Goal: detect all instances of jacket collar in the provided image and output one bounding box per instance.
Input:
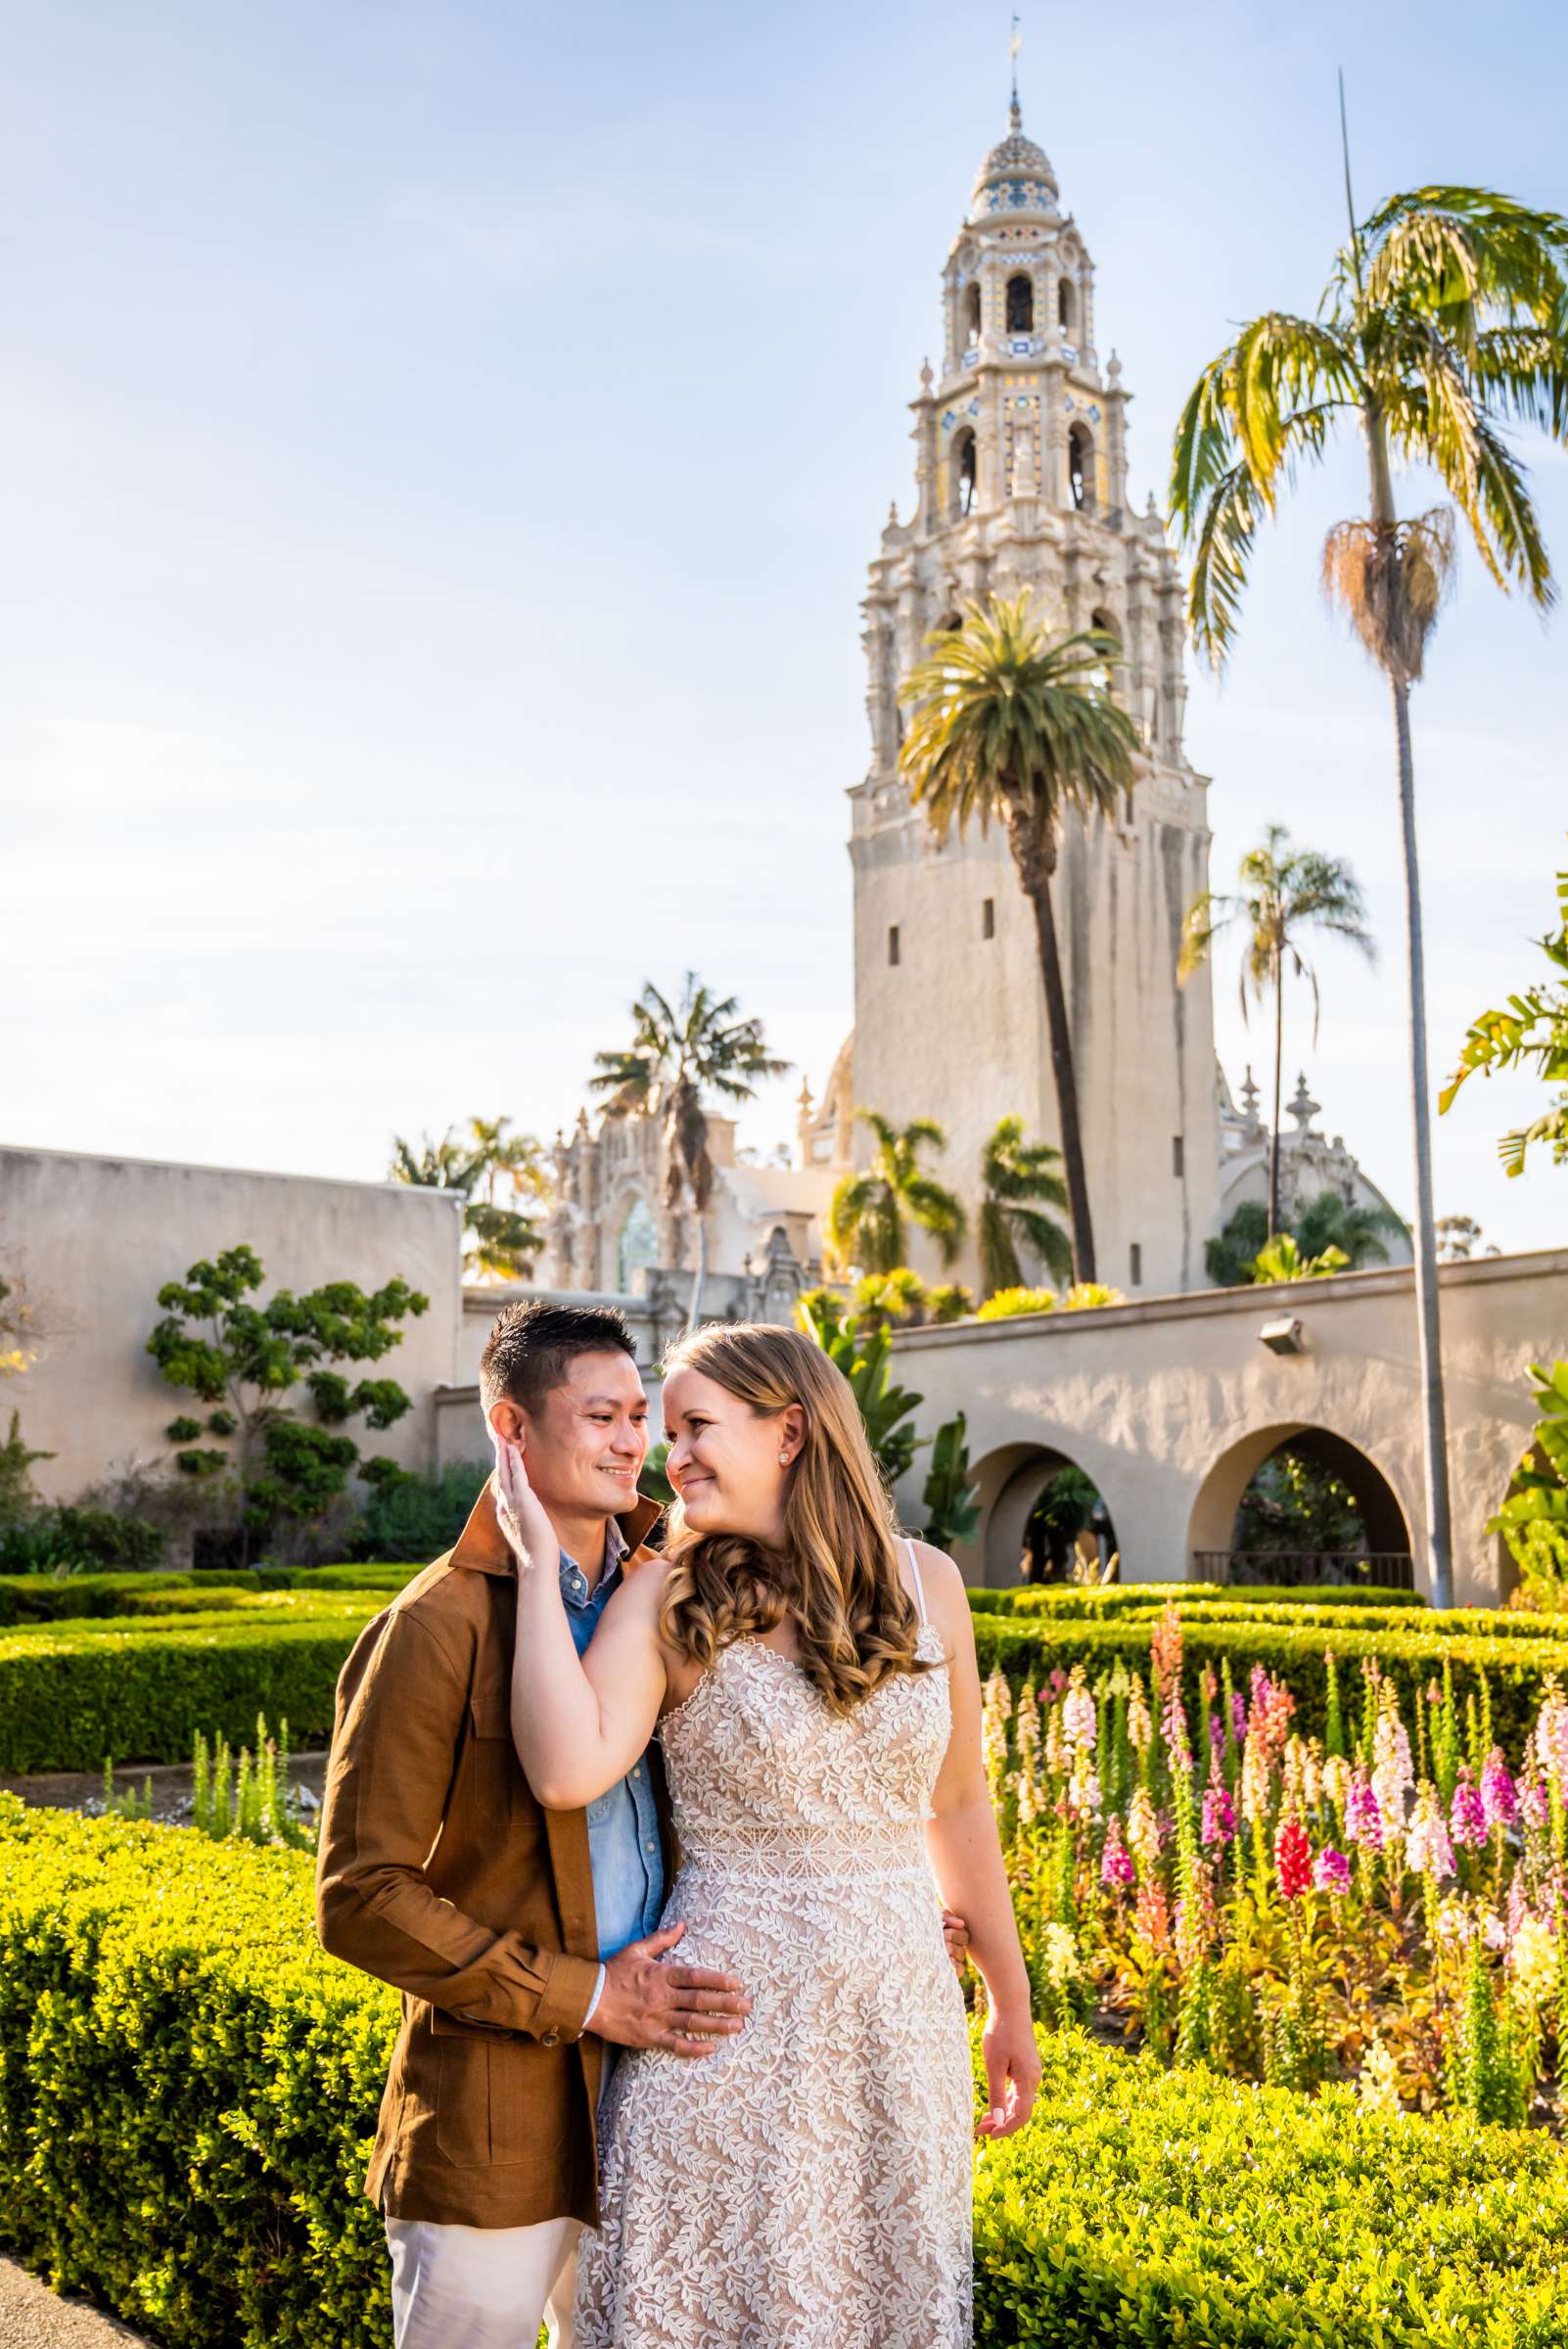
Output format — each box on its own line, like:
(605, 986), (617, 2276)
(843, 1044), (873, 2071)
(447, 1477), (664, 1579)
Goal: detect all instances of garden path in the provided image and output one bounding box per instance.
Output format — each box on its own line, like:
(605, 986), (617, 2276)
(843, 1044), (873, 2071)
(0, 2255), (158, 2347)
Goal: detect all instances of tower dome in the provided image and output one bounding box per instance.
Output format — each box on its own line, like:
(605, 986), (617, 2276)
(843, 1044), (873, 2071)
(969, 100), (1058, 222)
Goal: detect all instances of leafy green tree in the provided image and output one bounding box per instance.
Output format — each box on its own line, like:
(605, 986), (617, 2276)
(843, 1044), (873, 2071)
(1025, 1467), (1104, 1582)
(1435, 1213), (1489, 1261)
(1488, 1360), (1568, 1593)
(922, 1413), (981, 1552)
(1442, 855), (1568, 1176)
(1235, 1451), (1366, 1555)
(592, 974), (789, 1329)
(1180, 827), (1374, 1237)
(850, 1268), (974, 1332)
(0, 1412), (51, 1531)
(1207, 1190), (1403, 1285)
(827, 1112), (966, 1276)
(899, 595), (1138, 1284)
(389, 1119), (547, 1282)
(0, 1273), (38, 1381)
(1249, 1234), (1352, 1284)
(978, 1117), (1072, 1298)
(1170, 159), (1568, 1611)
(147, 1245), (429, 1561)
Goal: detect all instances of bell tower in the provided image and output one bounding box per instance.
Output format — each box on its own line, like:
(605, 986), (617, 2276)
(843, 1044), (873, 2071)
(848, 100), (1220, 1297)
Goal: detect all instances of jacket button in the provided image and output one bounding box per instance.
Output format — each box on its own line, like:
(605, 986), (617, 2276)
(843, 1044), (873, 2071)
(541, 2029), (560, 2049)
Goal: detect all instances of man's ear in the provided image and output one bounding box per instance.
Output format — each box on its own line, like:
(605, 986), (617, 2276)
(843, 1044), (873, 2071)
(488, 1397), (527, 1446)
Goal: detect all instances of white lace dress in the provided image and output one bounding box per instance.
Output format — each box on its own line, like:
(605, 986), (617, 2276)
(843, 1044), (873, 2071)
(573, 1550), (973, 2349)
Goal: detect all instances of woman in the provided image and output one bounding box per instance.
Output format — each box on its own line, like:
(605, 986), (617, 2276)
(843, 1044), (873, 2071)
(499, 1322), (1037, 2349)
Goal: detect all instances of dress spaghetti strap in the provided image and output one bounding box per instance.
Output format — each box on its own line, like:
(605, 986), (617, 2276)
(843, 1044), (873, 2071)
(903, 1537), (929, 1628)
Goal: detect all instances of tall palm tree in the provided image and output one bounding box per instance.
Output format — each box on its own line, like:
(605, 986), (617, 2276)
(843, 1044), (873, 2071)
(899, 594), (1139, 1283)
(389, 1125), (547, 1281)
(827, 1112), (966, 1276)
(1179, 825), (1375, 1236)
(1168, 154), (1568, 1610)
(978, 1116), (1073, 1298)
(591, 975), (789, 1328)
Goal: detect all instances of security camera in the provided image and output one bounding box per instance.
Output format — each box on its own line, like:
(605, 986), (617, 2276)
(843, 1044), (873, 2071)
(1259, 1315), (1305, 1357)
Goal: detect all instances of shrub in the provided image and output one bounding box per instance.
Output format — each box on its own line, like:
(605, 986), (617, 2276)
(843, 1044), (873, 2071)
(977, 1285), (1058, 1321)
(0, 1609), (380, 1772)
(968, 1608), (1568, 1754)
(974, 2028), (1568, 2345)
(969, 1581), (1427, 1618)
(0, 1799), (1561, 2349)
(0, 1504), (166, 1576)
(0, 1570), (412, 1628)
(342, 1458), (488, 1562)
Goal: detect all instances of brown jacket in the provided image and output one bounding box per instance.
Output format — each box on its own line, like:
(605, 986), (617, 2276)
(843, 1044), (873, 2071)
(315, 1482), (669, 2228)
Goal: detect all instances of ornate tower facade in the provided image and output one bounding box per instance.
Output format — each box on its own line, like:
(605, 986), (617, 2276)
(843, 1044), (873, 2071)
(849, 103), (1220, 1297)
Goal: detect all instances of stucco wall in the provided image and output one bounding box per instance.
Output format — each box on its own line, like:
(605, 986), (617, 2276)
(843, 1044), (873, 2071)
(888, 1249), (1564, 1606)
(1, 1145), (464, 1501)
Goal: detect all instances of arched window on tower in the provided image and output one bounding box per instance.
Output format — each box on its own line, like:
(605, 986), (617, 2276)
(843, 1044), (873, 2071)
(963, 281), (982, 346)
(1067, 422), (1094, 513)
(950, 427), (978, 520)
(1005, 273), (1034, 333)
(1058, 275), (1077, 336)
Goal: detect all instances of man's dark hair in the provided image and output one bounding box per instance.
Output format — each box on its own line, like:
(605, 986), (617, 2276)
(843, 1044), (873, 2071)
(480, 1299), (637, 1412)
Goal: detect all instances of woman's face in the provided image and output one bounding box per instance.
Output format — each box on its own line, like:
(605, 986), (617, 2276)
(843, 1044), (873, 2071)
(662, 1366), (803, 1544)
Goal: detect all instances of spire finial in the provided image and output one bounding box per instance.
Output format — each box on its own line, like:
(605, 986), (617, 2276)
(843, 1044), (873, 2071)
(1009, 15), (1023, 125)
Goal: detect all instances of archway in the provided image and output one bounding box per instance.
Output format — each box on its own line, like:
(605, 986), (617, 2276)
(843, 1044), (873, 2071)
(1005, 272), (1035, 333)
(1067, 422), (1094, 512)
(950, 427), (978, 519)
(971, 1442), (1121, 1589)
(1186, 1422), (1414, 1589)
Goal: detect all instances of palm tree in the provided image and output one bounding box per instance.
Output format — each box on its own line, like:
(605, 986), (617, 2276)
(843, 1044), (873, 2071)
(827, 1112), (967, 1276)
(389, 1125), (548, 1281)
(1179, 825), (1375, 1236)
(1294, 1188), (1407, 1267)
(591, 976), (789, 1328)
(1168, 151), (1568, 1609)
(978, 1116), (1073, 1298)
(899, 595), (1138, 1283)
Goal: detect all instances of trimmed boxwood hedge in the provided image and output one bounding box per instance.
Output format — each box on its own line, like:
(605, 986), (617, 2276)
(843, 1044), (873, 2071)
(971, 1581), (1427, 1618)
(0, 1608), (380, 1772)
(0, 1798), (1563, 2349)
(970, 1609), (1568, 1753)
(969, 1587), (1564, 1645)
(0, 1562), (420, 1627)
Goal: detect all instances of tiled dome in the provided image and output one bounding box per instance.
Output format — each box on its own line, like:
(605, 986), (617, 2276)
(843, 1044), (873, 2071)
(969, 103), (1059, 220)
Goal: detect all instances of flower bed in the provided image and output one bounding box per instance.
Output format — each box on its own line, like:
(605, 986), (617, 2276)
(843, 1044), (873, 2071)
(0, 1796), (1563, 2349)
(987, 1602), (1568, 2127)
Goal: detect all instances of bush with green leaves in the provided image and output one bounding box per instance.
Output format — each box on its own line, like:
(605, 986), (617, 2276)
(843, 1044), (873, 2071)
(0, 1503), (165, 1577)
(343, 1457), (489, 1562)
(147, 1244), (429, 1563)
(0, 1797), (1562, 2349)
(971, 1581), (1426, 1617)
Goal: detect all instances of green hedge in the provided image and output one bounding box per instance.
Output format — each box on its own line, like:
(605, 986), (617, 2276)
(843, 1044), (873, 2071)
(0, 1797), (1562, 2349)
(970, 1581), (1427, 1617)
(0, 1610), (379, 1772)
(967, 1587), (1564, 1647)
(975, 2030), (1568, 2346)
(0, 1564), (418, 1627)
(970, 1610), (1568, 1754)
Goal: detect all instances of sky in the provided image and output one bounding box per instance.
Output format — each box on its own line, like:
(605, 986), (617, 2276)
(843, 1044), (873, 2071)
(5, 0), (1565, 1258)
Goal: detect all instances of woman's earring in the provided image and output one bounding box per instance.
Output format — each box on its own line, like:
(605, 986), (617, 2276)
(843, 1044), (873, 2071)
(778, 1450), (790, 1466)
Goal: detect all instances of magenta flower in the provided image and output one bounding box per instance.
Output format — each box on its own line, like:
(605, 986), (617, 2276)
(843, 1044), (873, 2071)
(1201, 1781), (1236, 1849)
(1481, 1748), (1518, 1832)
(1451, 1769), (1488, 1848)
(1345, 1771), (1384, 1852)
(1208, 1712), (1226, 1768)
(1314, 1846), (1352, 1895)
(1521, 1773), (1551, 1830)
(1230, 1690), (1248, 1746)
(1100, 1818), (1135, 1889)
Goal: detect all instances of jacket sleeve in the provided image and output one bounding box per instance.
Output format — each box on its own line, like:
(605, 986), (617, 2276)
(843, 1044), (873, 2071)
(314, 1602), (599, 2043)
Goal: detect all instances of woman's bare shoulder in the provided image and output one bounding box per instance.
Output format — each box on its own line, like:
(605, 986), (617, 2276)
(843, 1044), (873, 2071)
(903, 1539), (972, 1635)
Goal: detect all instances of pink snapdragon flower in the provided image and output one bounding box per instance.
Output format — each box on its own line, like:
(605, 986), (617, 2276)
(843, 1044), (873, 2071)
(1274, 1817), (1313, 1901)
(1061, 1668), (1096, 1756)
(1481, 1747), (1518, 1832)
(1345, 1770), (1384, 1852)
(1405, 1786), (1454, 1881)
(1201, 1781), (1236, 1849)
(1100, 1815), (1135, 1889)
(1451, 1769), (1488, 1849)
(1314, 1845), (1352, 1895)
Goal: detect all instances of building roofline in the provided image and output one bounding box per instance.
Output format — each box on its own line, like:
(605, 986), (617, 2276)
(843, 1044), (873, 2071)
(0, 1139), (462, 1207)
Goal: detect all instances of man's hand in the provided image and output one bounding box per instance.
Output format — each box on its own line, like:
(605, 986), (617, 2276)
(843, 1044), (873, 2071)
(942, 1909), (970, 1974)
(590, 1922), (752, 2058)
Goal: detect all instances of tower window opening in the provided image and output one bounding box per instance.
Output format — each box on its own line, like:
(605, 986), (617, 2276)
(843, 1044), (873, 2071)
(963, 281), (982, 345)
(1058, 276), (1077, 334)
(1068, 422), (1094, 512)
(950, 427), (978, 519)
(1130, 1242), (1143, 1287)
(982, 897), (995, 940)
(1005, 273), (1034, 333)
(888, 925), (901, 967)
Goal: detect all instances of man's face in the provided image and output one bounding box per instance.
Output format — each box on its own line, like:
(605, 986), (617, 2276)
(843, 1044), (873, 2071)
(489, 1349), (650, 1521)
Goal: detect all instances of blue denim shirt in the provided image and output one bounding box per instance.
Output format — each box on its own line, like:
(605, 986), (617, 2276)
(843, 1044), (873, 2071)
(559, 1520), (666, 1960)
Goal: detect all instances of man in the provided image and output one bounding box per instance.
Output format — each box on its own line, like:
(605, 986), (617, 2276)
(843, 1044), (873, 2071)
(316, 1300), (749, 2349)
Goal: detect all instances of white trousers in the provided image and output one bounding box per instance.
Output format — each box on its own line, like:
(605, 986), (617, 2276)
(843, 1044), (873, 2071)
(385, 2212), (582, 2349)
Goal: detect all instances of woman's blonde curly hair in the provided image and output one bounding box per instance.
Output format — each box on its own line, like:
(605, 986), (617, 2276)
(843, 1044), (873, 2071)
(658, 1322), (934, 1716)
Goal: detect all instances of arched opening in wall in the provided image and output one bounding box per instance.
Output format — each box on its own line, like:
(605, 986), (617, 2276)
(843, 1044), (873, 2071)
(1005, 273), (1035, 333)
(951, 427), (978, 519)
(1058, 275), (1077, 336)
(1067, 422), (1094, 512)
(973, 1444), (1121, 1588)
(963, 281), (983, 345)
(1187, 1423), (1414, 1589)
(616, 1197), (660, 1294)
